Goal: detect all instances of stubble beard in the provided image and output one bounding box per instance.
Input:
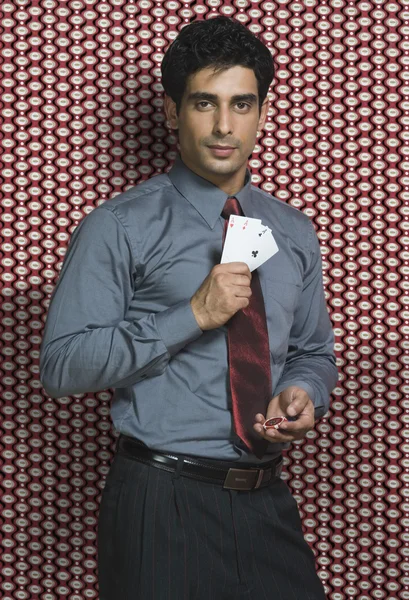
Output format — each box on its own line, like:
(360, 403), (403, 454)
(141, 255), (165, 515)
(199, 148), (245, 178)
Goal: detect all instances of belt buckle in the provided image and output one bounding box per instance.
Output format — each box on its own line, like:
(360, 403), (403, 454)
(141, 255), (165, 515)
(223, 468), (262, 491)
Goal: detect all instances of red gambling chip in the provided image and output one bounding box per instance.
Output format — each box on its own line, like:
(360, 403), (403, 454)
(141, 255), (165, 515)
(263, 416), (288, 430)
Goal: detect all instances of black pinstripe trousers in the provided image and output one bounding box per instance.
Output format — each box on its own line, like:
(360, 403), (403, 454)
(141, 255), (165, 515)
(97, 451), (327, 600)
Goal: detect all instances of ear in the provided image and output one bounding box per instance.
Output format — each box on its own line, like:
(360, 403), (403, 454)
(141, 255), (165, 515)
(164, 94), (179, 130)
(257, 96), (270, 133)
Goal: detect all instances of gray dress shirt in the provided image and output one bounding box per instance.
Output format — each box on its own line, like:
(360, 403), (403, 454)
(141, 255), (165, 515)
(40, 154), (338, 463)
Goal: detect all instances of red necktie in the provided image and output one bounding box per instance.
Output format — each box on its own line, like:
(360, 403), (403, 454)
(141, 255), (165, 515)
(222, 197), (272, 459)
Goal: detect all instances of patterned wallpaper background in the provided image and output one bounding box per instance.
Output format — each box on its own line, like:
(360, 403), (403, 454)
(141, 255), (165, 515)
(0, 0), (408, 599)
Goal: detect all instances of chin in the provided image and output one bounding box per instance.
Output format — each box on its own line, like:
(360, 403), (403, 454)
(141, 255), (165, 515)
(202, 156), (242, 175)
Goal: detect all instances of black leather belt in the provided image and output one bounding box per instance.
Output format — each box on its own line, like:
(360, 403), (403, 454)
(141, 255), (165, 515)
(117, 435), (283, 491)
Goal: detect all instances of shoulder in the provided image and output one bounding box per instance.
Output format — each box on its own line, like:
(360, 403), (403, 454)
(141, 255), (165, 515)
(251, 185), (314, 242)
(251, 185), (309, 221)
(75, 172), (174, 230)
(102, 172), (173, 216)
(69, 173), (175, 252)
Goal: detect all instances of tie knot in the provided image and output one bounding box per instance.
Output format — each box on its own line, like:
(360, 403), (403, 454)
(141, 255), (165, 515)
(221, 196), (244, 220)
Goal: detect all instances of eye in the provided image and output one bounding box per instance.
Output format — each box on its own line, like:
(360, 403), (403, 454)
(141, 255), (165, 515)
(236, 102), (251, 110)
(197, 101), (211, 108)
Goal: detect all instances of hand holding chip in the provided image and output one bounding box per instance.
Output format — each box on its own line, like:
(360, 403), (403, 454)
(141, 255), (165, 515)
(253, 385), (315, 443)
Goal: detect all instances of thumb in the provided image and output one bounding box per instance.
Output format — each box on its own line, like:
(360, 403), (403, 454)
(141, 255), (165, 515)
(285, 387), (308, 416)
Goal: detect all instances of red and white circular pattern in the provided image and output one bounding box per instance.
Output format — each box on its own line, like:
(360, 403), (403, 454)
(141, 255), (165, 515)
(1, 1), (408, 599)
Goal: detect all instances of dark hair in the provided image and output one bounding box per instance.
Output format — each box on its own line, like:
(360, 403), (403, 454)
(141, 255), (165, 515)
(161, 16), (275, 114)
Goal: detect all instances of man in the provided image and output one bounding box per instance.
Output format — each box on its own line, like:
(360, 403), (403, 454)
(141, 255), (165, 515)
(40, 16), (338, 600)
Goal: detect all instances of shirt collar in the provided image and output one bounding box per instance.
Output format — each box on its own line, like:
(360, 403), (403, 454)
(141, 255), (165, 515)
(168, 153), (253, 229)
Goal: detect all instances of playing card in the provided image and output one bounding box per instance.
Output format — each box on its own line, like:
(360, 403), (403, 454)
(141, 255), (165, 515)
(221, 215), (279, 271)
(246, 222), (279, 271)
(221, 215), (261, 265)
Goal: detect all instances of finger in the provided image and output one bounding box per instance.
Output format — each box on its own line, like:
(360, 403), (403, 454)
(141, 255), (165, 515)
(264, 427), (296, 442)
(279, 415), (313, 431)
(223, 262), (252, 276)
(234, 285), (252, 298)
(254, 417), (312, 440)
(265, 427), (309, 443)
(253, 422), (297, 442)
(253, 421), (266, 436)
(286, 393), (310, 416)
(265, 396), (280, 420)
(278, 421), (298, 431)
(233, 274), (252, 287)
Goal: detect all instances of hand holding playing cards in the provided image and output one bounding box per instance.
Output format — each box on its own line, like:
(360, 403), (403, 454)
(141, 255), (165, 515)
(190, 262), (252, 331)
(253, 385), (315, 443)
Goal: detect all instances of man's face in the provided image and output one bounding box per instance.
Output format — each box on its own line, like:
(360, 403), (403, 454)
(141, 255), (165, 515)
(165, 65), (269, 185)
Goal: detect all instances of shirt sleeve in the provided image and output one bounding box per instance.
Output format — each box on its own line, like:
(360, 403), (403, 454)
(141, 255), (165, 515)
(273, 220), (339, 419)
(39, 207), (203, 398)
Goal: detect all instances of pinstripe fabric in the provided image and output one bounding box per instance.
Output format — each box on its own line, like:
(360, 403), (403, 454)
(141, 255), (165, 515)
(97, 453), (327, 600)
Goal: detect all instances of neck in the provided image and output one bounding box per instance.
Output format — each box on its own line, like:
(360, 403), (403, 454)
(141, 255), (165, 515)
(180, 154), (248, 196)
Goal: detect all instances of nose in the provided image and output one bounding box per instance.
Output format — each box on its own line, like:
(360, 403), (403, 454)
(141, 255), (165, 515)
(213, 105), (233, 137)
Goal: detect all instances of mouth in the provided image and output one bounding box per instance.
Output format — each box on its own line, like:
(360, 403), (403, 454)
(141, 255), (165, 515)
(207, 145), (237, 157)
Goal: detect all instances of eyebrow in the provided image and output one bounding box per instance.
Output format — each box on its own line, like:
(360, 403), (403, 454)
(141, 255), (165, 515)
(186, 92), (258, 104)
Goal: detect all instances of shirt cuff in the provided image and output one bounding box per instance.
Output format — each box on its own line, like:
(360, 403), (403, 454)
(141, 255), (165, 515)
(154, 299), (203, 356)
